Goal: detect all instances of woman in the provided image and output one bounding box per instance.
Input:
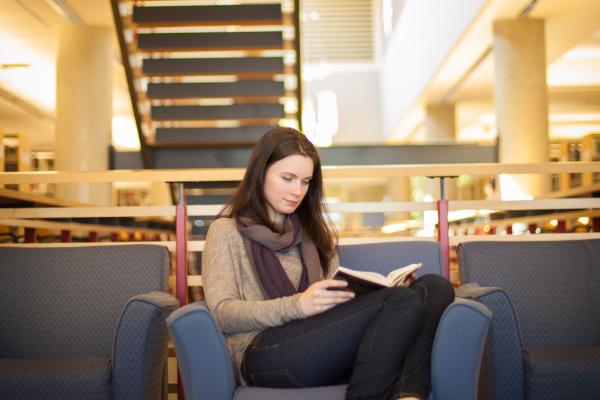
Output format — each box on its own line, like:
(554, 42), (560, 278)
(203, 127), (454, 400)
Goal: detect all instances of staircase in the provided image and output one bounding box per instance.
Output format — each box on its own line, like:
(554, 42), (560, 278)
(111, 0), (301, 169)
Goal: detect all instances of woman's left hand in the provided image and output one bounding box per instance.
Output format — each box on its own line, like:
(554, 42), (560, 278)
(402, 272), (417, 286)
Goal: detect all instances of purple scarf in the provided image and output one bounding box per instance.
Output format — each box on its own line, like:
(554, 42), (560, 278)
(237, 213), (322, 299)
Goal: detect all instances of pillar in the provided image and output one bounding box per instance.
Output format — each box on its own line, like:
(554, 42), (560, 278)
(493, 18), (550, 199)
(425, 104), (456, 143)
(55, 25), (113, 205)
(424, 104), (457, 200)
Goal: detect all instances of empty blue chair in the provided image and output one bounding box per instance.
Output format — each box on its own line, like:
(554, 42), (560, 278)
(0, 245), (178, 400)
(459, 239), (600, 400)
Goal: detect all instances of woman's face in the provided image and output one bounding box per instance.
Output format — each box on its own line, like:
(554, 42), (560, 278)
(263, 154), (314, 219)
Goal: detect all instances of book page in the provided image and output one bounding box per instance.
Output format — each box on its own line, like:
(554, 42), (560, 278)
(334, 266), (390, 286)
(387, 263), (422, 286)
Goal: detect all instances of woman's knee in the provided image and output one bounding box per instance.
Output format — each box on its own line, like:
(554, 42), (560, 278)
(382, 286), (423, 311)
(414, 274), (455, 306)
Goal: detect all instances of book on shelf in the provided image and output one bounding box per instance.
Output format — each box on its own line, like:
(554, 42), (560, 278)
(331, 263), (423, 296)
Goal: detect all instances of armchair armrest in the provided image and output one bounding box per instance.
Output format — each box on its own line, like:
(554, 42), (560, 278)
(430, 298), (491, 400)
(458, 284), (526, 400)
(166, 301), (238, 400)
(112, 291), (179, 400)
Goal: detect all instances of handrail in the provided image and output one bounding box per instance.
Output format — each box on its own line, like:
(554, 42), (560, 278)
(449, 198), (600, 211)
(0, 188), (88, 207)
(0, 218), (171, 235)
(451, 209), (600, 231)
(1, 199), (596, 219)
(0, 206), (176, 219)
(110, 0), (152, 168)
(1, 198), (596, 216)
(449, 232), (600, 245)
(0, 162), (598, 184)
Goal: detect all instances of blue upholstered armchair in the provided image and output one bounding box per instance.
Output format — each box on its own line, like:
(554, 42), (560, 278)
(0, 245), (179, 400)
(168, 241), (491, 400)
(458, 239), (600, 400)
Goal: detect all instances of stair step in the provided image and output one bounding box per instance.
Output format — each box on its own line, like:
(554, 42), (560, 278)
(152, 146), (255, 168)
(151, 104), (285, 121)
(151, 119), (282, 128)
(150, 97), (283, 106)
(152, 141), (256, 148)
(187, 194), (231, 205)
(142, 57), (284, 77)
(137, 32), (283, 52)
(147, 80), (285, 99)
(132, 4), (282, 27)
(155, 125), (274, 143)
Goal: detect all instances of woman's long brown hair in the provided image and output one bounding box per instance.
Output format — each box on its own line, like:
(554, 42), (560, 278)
(219, 127), (337, 275)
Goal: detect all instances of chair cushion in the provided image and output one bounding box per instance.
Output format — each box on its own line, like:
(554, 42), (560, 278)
(0, 357), (111, 400)
(525, 347), (600, 400)
(234, 384), (347, 400)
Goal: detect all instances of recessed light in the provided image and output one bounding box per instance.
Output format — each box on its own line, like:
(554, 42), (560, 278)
(0, 63), (30, 69)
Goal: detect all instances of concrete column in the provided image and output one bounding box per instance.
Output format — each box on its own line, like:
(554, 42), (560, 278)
(424, 104), (457, 200)
(425, 104), (456, 143)
(55, 25), (113, 205)
(493, 18), (550, 199)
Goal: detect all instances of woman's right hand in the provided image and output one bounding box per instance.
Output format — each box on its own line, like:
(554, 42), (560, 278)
(298, 279), (355, 317)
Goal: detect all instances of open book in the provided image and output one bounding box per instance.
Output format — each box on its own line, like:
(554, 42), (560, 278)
(331, 263), (422, 296)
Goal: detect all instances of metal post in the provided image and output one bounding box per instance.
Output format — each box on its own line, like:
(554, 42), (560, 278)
(436, 177), (450, 278)
(175, 183), (188, 306)
(175, 182), (188, 400)
(592, 217), (600, 232)
(61, 230), (72, 242)
(25, 228), (36, 243)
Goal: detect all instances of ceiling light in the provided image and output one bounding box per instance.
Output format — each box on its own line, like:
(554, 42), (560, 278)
(562, 46), (600, 60)
(0, 63), (30, 69)
(577, 216), (590, 225)
(46, 0), (83, 24)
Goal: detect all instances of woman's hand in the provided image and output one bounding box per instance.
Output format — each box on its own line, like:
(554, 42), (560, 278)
(298, 279), (355, 317)
(402, 272), (417, 287)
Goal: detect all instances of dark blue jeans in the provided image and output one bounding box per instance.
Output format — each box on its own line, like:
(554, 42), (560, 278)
(241, 274), (455, 400)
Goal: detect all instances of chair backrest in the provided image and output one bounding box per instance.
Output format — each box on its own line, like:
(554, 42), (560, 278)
(338, 240), (443, 276)
(0, 245), (170, 358)
(458, 239), (600, 347)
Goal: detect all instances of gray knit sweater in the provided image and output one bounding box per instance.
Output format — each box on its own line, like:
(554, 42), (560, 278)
(202, 217), (337, 381)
